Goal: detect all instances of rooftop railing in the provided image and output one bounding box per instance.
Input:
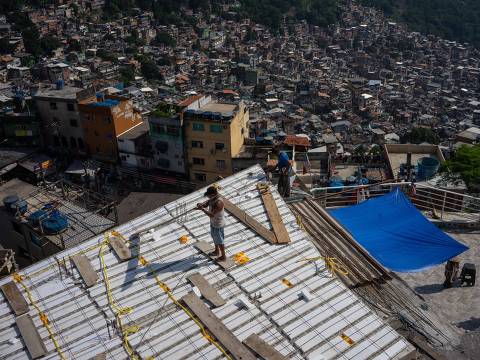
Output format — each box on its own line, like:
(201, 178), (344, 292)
(311, 181), (480, 224)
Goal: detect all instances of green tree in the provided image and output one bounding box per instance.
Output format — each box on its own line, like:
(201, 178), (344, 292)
(140, 57), (162, 80)
(119, 67), (135, 85)
(22, 26), (41, 57)
(401, 127), (440, 144)
(0, 0), (23, 12)
(40, 35), (62, 55)
(68, 38), (83, 52)
(440, 145), (480, 191)
(97, 48), (116, 61)
(0, 38), (15, 54)
(152, 32), (176, 47)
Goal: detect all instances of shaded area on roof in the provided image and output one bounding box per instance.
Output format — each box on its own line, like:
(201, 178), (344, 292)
(329, 189), (469, 272)
(116, 192), (182, 224)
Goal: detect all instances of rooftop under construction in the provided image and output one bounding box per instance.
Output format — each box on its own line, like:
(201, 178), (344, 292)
(0, 166), (416, 360)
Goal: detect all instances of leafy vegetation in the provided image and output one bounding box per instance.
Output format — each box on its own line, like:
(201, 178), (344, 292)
(119, 67), (135, 85)
(151, 32), (176, 47)
(440, 145), (480, 191)
(0, 38), (15, 54)
(238, 0), (340, 32)
(40, 35), (62, 55)
(100, 0), (340, 32)
(97, 49), (116, 61)
(361, 0), (480, 47)
(400, 127), (440, 145)
(138, 55), (163, 80)
(152, 102), (179, 117)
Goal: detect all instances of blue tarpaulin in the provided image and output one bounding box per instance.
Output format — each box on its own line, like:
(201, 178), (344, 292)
(329, 188), (469, 272)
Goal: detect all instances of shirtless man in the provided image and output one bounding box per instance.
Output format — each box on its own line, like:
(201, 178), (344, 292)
(197, 186), (227, 261)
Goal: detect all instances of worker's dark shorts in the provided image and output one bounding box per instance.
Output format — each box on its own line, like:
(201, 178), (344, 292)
(210, 226), (225, 245)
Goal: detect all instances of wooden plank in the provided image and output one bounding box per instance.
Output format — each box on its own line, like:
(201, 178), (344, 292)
(194, 240), (214, 254)
(16, 314), (47, 359)
(1, 281), (29, 316)
(71, 254), (98, 287)
(109, 235), (132, 261)
(187, 272), (226, 307)
(407, 334), (447, 360)
(222, 197), (277, 244)
(257, 184), (290, 244)
(194, 241), (235, 270)
(243, 333), (288, 360)
(307, 198), (392, 280)
(182, 292), (256, 360)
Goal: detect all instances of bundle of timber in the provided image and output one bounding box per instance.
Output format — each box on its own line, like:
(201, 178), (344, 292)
(291, 198), (391, 288)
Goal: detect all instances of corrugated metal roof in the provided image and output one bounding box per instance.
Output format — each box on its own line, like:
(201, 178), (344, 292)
(0, 165), (414, 359)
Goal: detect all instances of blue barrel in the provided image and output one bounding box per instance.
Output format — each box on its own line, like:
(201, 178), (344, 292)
(417, 157), (440, 180)
(42, 211), (68, 234)
(278, 151), (290, 168)
(29, 210), (48, 226)
(12, 200), (28, 215)
(255, 136), (264, 144)
(3, 195), (19, 211)
(358, 178), (369, 185)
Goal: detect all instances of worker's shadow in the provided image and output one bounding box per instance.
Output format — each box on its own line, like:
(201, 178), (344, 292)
(120, 235), (203, 290)
(456, 317), (480, 331)
(414, 283), (445, 294)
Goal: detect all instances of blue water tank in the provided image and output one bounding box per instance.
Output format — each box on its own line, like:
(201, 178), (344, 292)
(3, 195), (27, 214)
(358, 178), (369, 185)
(278, 151), (290, 169)
(56, 79), (64, 90)
(28, 210), (48, 226)
(417, 157), (440, 181)
(42, 211), (68, 234)
(3, 195), (20, 211)
(264, 136), (274, 145)
(12, 200), (28, 215)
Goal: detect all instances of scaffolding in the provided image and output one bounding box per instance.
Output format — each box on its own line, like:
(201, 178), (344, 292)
(8, 178), (117, 254)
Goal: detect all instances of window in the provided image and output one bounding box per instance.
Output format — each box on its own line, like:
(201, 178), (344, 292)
(194, 173), (206, 182)
(191, 140), (204, 148)
(210, 124), (223, 133)
(50, 102), (57, 110)
(155, 141), (168, 153)
(167, 126), (179, 136)
(193, 157), (205, 166)
(157, 158), (170, 168)
(70, 118), (78, 127)
(67, 103), (75, 111)
(216, 160), (226, 169)
(193, 123), (205, 131)
(151, 123), (165, 134)
(215, 142), (225, 150)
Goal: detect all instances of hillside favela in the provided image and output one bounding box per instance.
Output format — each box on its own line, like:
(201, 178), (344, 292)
(0, 1), (479, 359)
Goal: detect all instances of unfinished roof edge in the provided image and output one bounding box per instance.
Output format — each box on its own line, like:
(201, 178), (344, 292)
(0, 165), (414, 360)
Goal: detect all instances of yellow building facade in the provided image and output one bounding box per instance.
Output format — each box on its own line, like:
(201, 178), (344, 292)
(184, 101), (248, 184)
